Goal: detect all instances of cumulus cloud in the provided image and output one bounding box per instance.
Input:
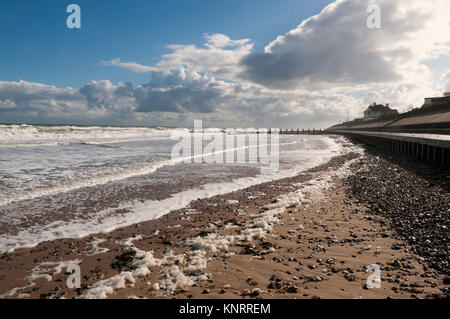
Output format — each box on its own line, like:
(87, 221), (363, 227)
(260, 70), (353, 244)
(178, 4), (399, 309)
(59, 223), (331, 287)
(0, 99), (17, 110)
(219, 82), (362, 127)
(240, 0), (450, 89)
(0, 76), (364, 127)
(362, 82), (439, 112)
(204, 33), (251, 49)
(133, 67), (363, 124)
(0, 80), (140, 124)
(134, 69), (225, 113)
(103, 33), (253, 80)
(158, 33), (252, 80)
(100, 58), (159, 73)
(79, 80), (135, 111)
(0, 80), (82, 114)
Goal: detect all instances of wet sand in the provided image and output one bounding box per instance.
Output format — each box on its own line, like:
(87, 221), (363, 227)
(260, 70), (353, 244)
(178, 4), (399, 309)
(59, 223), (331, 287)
(0, 142), (449, 299)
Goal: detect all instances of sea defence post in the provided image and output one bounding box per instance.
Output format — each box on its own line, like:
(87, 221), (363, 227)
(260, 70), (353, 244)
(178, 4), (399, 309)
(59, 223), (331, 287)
(329, 130), (450, 166)
(277, 128), (450, 166)
(277, 129), (328, 135)
(326, 99), (450, 166)
(272, 126), (450, 166)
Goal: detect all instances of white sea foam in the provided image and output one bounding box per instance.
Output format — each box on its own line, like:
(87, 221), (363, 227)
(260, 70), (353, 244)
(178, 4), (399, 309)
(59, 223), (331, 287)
(0, 156), (172, 206)
(0, 259), (82, 299)
(81, 272), (136, 299)
(82, 237), (109, 256)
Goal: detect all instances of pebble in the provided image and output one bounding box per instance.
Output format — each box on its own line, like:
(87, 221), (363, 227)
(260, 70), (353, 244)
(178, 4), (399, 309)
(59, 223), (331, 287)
(346, 152), (450, 275)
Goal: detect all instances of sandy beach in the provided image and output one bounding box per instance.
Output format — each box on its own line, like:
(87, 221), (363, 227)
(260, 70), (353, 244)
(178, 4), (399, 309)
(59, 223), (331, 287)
(0, 138), (448, 300)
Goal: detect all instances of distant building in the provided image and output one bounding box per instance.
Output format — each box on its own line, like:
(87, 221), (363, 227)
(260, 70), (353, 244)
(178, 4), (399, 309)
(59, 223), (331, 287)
(424, 97), (443, 105)
(363, 102), (399, 120)
(422, 96), (450, 108)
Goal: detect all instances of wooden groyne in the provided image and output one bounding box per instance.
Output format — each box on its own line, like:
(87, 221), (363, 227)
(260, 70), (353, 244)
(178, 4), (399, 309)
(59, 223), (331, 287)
(244, 127), (449, 166)
(277, 129), (329, 135)
(331, 130), (450, 166)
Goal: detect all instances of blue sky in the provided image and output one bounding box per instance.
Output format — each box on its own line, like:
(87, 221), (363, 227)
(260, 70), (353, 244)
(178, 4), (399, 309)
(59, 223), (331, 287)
(0, 0), (333, 88)
(0, 0), (449, 127)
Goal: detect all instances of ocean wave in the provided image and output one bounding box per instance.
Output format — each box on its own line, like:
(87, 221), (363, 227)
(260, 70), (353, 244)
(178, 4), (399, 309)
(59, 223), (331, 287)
(0, 124), (173, 146)
(0, 138), (297, 206)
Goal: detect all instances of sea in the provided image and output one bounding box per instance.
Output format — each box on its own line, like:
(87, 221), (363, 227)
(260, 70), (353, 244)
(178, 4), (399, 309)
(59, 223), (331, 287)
(0, 124), (345, 252)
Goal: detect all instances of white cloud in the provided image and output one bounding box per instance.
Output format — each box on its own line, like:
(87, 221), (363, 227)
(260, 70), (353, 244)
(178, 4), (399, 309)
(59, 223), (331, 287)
(156, 34), (252, 80)
(0, 80), (82, 112)
(362, 82), (439, 112)
(103, 33), (253, 80)
(134, 69), (225, 113)
(0, 76), (364, 128)
(0, 80), (139, 124)
(101, 58), (159, 73)
(0, 99), (16, 109)
(240, 0), (450, 89)
(204, 33), (251, 49)
(79, 80), (135, 112)
(131, 68), (363, 127)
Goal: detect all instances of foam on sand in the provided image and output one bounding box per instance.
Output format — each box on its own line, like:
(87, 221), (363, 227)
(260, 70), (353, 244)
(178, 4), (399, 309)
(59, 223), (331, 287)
(82, 237), (110, 256)
(0, 259), (82, 299)
(82, 272), (136, 299)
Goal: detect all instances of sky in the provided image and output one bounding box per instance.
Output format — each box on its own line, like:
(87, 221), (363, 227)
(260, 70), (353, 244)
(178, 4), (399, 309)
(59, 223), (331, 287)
(1, 0), (450, 128)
